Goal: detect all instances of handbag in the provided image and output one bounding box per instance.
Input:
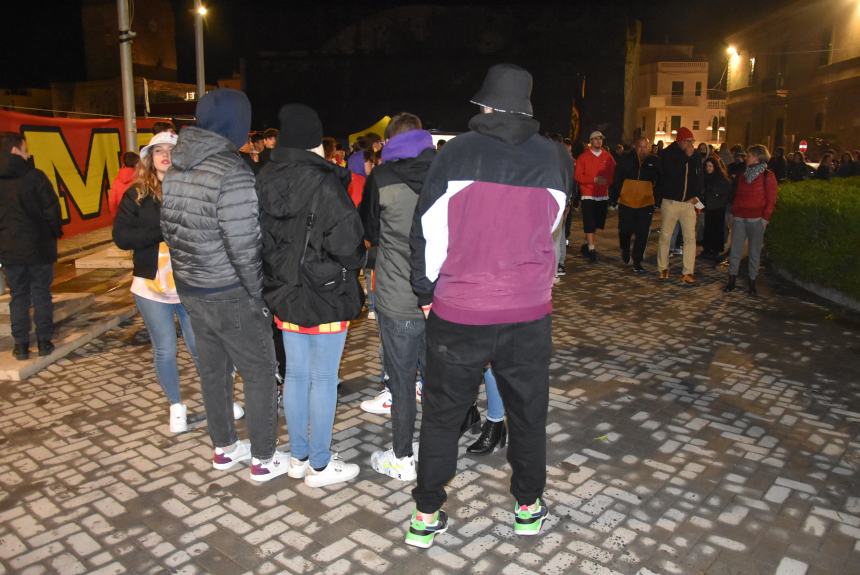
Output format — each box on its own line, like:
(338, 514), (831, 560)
(459, 402), (481, 437)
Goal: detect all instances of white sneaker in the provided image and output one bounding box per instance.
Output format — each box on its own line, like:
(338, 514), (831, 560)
(415, 379), (423, 403)
(233, 402), (245, 420)
(367, 310), (377, 320)
(304, 454), (359, 488)
(250, 450), (291, 482)
(213, 439), (251, 470)
(169, 403), (187, 434)
(361, 389), (392, 415)
(371, 448), (417, 481)
(287, 457), (310, 479)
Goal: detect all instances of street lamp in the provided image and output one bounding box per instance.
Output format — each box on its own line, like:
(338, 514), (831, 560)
(194, 0), (207, 100)
(726, 45), (738, 57)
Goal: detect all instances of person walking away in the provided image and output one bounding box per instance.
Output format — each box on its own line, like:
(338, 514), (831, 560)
(574, 131), (615, 262)
(655, 127), (702, 285)
(108, 152), (140, 214)
(609, 137), (659, 273)
(0, 132), (62, 360)
(359, 112), (435, 482)
(724, 145), (778, 296)
(408, 63), (572, 548)
(160, 89), (286, 483)
(701, 158), (732, 261)
(112, 131), (200, 433)
(258, 103), (366, 488)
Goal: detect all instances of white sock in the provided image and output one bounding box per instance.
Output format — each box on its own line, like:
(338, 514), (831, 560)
(588, 244), (595, 251)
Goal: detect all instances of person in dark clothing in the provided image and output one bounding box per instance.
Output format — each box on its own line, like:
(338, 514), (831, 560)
(701, 157), (732, 260)
(0, 132), (62, 360)
(787, 152), (814, 181)
(836, 152), (855, 178)
(727, 151), (747, 184)
(609, 137), (660, 273)
(406, 63), (572, 548)
(770, 147), (788, 182)
(359, 112), (435, 482)
(814, 153), (834, 181)
(258, 103), (366, 489)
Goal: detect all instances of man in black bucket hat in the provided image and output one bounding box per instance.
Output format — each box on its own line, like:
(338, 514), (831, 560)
(406, 63), (572, 548)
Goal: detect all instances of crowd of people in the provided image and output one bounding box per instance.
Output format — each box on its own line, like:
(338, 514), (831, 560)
(1, 59), (851, 549)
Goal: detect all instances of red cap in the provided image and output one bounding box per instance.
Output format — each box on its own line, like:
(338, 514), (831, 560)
(676, 127), (694, 142)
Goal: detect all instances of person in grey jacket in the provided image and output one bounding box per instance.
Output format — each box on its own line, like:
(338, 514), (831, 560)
(161, 89), (287, 483)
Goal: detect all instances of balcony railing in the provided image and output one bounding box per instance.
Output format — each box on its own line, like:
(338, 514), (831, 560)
(707, 99), (727, 110)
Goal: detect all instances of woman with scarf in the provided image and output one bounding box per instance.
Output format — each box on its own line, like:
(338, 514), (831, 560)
(724, 145), (778, 296)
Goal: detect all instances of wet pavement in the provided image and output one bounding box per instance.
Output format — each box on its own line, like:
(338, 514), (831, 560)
(1, 214), (859, 575)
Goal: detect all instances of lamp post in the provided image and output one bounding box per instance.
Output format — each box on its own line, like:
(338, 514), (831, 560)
(117, 0), (137, 152)
(194, 0), (207, 100)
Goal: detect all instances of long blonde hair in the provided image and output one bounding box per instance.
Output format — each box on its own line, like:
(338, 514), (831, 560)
(133, 150), (164, 204)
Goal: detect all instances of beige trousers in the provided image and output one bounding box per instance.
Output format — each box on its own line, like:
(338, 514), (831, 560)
(657, 199), (697, 275)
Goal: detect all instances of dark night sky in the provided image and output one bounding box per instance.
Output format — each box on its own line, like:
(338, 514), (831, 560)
(3, 0), (773, 89)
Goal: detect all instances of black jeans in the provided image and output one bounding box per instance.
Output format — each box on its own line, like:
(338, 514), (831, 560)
(4, 263), (54, 344)
(178, 286), (278, 460)
(377, 310), (426, 459)
(618, 205), (654, 266)
(702, 208), (726, 255)
(413, 312), (551, 513)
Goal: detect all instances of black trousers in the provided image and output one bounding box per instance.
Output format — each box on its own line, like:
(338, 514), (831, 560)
(413, 312), (551, 512)
(4, 263), (54, 345)
(702, 208), (726, 255)
(617, 205), (654, 265)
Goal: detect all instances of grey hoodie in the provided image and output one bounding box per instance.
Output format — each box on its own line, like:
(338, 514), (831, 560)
(161, 126), (264, 299)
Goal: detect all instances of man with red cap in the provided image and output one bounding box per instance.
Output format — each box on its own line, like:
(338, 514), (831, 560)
(655, 127), (703, 284)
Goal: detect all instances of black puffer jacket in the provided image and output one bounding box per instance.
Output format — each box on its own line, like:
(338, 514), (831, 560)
(112, 189), (162, 279)
(161, 126), (264, 299)
(0, 152), (62, 265)
(257, 147), (365, 327)
(656, 142), (703, 203)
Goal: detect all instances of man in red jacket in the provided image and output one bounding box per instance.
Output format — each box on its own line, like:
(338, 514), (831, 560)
(574, 131), (615, 262)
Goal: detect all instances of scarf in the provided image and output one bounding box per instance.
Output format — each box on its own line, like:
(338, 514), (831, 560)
(744, 162), (767, 184)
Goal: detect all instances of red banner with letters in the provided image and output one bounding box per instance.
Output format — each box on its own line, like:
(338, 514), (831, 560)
(0, 110), (164, 237)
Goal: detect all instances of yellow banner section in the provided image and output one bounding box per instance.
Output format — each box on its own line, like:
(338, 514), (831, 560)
(348, 116), (391, 147)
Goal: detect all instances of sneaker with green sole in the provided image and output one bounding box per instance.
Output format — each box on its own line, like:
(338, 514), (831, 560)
(514, 498), (548, 536)
(404, 509), (448, 548)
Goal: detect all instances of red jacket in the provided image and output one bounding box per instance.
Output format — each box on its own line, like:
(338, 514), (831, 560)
(732, 169), (778, 221)
(348, 173), (366, 207)
(575, 149), (616, 200)
(108, 167), (137, 214)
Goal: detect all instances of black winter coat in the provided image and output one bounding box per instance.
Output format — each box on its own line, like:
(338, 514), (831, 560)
(609, 150), (660, 205)
(257, 148), (365, 327)
(112, 189), (162, 279)
(702, 173), (732, 210)
(655, 142), (702, 203)
(0, 152), (62, 265)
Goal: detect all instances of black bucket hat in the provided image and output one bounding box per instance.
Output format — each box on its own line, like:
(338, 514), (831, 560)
(470, 63), (534, 117)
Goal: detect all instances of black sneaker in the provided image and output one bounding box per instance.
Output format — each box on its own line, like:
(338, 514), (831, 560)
(556, 264), (566, 276)
(580, 243), (590, 258)
(621, 252), (630, 265)
(633, 263), (645, 273)
(37, 340), (54, 357)
(13, 343), (29, 361)
(588, 249), (598, 263)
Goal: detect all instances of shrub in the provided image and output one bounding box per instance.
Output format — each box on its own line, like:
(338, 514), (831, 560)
(766, 176), (860, 299)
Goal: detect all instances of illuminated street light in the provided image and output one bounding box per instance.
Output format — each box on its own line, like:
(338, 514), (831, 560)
(726, 46), (738, 57)
(197, 5), (208, 16)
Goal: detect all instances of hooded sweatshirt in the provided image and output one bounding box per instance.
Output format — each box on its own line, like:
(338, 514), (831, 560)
(108, 166), (137, 214)
(0, 152), (62, 265)
(410, 112), (572, 325)
(359, 129), (435, 319)
(346, 152), (367, 207)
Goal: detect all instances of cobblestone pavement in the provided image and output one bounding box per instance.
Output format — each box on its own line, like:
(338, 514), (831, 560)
(1, 218), (860, 575)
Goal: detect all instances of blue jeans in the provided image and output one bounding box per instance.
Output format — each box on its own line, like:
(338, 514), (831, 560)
(134, 295), (199, 405)
(484, 367), (505, 422)
(282, 329), (348, 470)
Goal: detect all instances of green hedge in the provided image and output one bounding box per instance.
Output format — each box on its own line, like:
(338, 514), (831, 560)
(767, 176), (860, 300)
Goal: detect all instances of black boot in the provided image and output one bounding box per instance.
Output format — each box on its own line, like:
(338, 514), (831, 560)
(12, 343), (29, 361)
(466, 419), (507, 455)
(748, 276), (758, 296)
(38, 339), (55, 357)
(723, 275), (736, 293)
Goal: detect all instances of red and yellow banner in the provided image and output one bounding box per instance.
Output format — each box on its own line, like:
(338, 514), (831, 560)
(0, 110), (165, 237)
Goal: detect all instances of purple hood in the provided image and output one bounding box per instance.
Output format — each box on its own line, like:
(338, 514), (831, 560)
(347, 152), (366, 176)
(381, 129), (434, 163)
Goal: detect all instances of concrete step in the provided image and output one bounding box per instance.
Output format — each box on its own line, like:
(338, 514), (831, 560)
(0, 293), (95, 336)
(74, 246), (133, 270)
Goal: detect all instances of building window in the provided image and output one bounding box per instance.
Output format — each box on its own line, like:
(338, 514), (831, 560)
(748, 57), (757, 86)
(695, 82), (702, 96)
(671, 81), (684, 96)
(819, 27), (833, 66)
(671, 116), (681, 132)
(693, 120), (700, 130)
(814, 112), (824, 132)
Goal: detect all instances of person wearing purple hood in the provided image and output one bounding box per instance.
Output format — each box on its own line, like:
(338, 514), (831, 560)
(358, 113), (435, 482)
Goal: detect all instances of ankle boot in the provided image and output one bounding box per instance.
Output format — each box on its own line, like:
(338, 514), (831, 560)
(12, 343), (29, 361)
(723, 275), (736, 293)
(466, 419), (507, 455)
(748, 276), (758, 296)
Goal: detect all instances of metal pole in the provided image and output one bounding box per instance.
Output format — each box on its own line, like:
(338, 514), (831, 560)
(194, 0), (206, 100)
(117, 0), (137, 152)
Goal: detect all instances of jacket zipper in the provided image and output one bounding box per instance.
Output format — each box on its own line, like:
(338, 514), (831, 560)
(682, 163), (689, 202)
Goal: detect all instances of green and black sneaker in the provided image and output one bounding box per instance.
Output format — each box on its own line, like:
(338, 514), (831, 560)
(405, 509), (449, 548)
(514, 498), (548, 536)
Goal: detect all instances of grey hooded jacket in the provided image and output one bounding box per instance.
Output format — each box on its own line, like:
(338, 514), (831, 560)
(161, 126), (264, 299)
